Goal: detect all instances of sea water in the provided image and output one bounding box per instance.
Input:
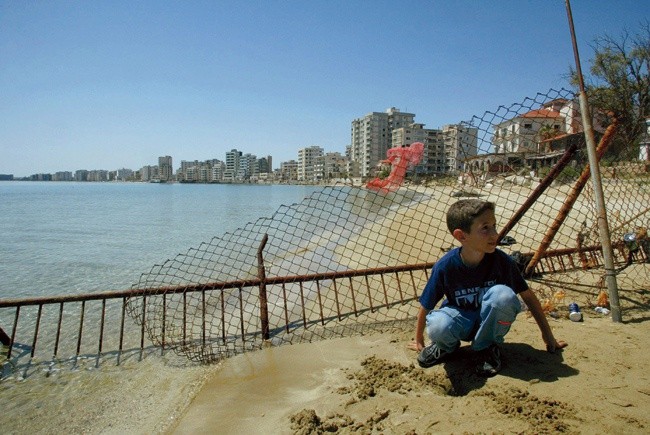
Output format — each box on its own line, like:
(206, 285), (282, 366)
(0, 182), (427, 355)
(0, 181), (321, 299)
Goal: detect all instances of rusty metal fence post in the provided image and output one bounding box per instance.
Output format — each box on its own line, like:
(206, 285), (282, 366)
(565, 0), (622, 322)
(257, 233), (270, 340)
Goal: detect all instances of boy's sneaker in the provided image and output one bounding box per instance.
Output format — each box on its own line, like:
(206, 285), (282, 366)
(417, 343), (458, 368)
(475, 344), (502, 377)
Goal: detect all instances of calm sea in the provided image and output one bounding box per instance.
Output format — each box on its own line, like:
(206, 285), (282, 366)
(0, 181), (320, 299)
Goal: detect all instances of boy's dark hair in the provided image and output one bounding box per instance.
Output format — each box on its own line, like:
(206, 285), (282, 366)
(446, 199), (495, 233)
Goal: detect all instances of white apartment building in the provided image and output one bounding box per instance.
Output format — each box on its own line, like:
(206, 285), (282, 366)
(443, 124), (478, 173)
(350, 107), (415, 177)
(177, 160), (199, 182)
(391, 123), (477, 175)
(280, 160), (298, 181)
(297, 146), (324, 182)
(313, 152), (348, 181)
(238, 153), (258, 181)
(180, 159), (226, 183)
(392, 123), (446, 175)
(210, 160), (225, 182)
(87, 170), (109, 182)
(53, 171), (73, 181)
(116, 168), (133, 181)
(491, 99), (594, 155)
(75, 169), (89, 182)
(184, 166), (198, 182)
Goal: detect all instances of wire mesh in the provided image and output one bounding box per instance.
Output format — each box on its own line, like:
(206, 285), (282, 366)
(126, 88), (649, 363)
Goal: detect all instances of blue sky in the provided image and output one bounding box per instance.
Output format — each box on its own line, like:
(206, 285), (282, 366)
(1, 1), (647, 177)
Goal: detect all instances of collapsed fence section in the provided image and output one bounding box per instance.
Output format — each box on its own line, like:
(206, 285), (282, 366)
(2, 240), (645, 370)
(0, 289), (153, 372)
(0, 262), (433, 371)
(125, 262), (433, 363)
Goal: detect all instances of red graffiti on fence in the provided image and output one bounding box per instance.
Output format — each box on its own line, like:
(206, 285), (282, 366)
(366, 142), (424, 192)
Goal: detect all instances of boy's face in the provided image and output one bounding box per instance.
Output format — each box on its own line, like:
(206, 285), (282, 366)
(457, 209), (498, 254)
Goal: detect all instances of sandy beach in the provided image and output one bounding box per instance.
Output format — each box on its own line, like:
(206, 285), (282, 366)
(170, 268), (649, 434)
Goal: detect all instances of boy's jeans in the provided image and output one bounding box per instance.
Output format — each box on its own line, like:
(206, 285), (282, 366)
(425, 284), (522, 352)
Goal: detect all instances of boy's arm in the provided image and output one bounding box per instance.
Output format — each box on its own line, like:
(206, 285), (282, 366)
(408, 306), (429, 351)
(519, 289), (568, 353)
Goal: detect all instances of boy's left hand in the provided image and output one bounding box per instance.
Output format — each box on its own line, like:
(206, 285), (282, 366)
(407, 340), (424, 352)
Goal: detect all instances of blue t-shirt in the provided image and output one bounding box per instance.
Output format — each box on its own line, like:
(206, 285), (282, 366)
(419, 247), (528, 311)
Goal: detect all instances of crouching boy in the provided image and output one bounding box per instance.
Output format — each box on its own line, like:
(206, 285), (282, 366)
(411, 199), (567, 377)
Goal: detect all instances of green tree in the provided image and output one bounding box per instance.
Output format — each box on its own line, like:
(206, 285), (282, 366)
(572, 22), (650, 159)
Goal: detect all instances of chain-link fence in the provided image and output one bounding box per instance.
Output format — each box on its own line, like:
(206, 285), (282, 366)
(117, 87), (645, 363)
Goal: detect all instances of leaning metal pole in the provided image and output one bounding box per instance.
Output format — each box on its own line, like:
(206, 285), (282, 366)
(565, 0), (621, 322)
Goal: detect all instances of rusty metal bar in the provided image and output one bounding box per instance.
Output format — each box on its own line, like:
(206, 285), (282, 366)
(76, 301), (85, 357)
(202, 289), (206, 346)
(53, 302), (63, 358)
(332, 278), (342, 320)
(139, 295), (146, 360)
(0, 263), (435, 308)
(524, 118), (619, 277)
(257, 234), (270, 340)
(281, 283), (290, 333)
(498, 141), (580, 242)
(161, 293), (166, 351)
(118, 297), (126, 365)
(31, 303), (43, 358)
(182, 292), (187, 345)
(98, 299), (106, 359)
(315, 280), (325, 326)
(395, 272), (404, 303)
(299, 282), (307, 328)
(380, 274), (389, 306)
(348, 277), (358, 316)
(221, 289), (227, 343)
(409, 271), (418, 298)
(364, 275), (374, 312)
(238, 287), (245, 342)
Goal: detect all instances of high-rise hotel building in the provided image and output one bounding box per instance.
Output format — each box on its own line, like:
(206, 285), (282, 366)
(350, 107), (415, 177)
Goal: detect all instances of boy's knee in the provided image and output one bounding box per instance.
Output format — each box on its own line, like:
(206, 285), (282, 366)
(484, 285), (520, 310)
(425, 311), (454, 338)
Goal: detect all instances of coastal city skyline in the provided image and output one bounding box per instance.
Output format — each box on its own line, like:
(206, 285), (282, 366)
(5, 106), (469, 182)
(1, 2), (645, 177)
